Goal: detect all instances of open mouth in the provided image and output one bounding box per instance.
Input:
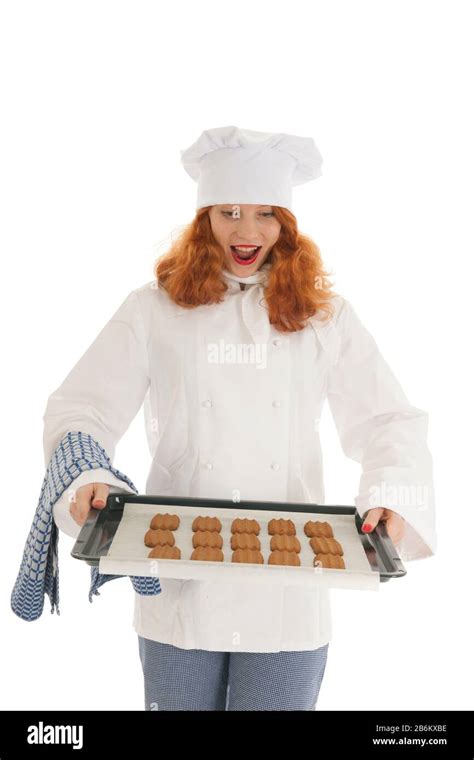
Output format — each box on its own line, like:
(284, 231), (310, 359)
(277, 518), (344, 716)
(230, 245), (262, 266)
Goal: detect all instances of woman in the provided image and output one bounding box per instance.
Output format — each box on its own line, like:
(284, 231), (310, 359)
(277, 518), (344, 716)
(45, 126), (436, 710)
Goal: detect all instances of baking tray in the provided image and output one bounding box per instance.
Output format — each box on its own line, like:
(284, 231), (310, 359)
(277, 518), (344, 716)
(71, 494), (406, 583)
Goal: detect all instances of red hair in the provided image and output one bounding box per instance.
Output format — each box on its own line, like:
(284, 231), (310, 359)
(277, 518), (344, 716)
(154, 206), (336, 332)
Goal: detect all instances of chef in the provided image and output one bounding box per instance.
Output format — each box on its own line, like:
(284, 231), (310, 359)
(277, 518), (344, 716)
(45, 125), (437, 711)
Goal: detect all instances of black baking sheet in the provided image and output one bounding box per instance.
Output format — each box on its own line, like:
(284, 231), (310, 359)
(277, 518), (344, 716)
(71, 493), (406, 582)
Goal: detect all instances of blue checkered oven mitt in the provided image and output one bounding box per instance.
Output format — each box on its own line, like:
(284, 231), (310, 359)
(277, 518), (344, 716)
(11, 430), (162, 621)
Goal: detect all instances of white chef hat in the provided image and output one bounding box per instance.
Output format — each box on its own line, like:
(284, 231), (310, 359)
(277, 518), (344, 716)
(180, 125), (323, 211)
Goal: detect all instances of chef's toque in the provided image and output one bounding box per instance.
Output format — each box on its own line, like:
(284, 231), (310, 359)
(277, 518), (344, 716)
(180, 125), (323, 211)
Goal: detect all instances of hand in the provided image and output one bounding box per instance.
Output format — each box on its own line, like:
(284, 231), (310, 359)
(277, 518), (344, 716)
(69, 482), (110, 527)
(361, 507), (406, 546)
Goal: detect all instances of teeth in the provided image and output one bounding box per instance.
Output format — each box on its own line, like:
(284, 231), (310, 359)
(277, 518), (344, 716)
(233, 246), (259, 253)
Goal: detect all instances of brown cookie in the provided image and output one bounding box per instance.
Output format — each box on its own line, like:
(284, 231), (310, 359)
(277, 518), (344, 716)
(309, 536), (343, 555)
(192, 530), (223, 549)
(267, 518), (296, 536)
(192, 516), (222, 533)
(144, 529), (175, 548)
(304, 520), (334, 539)
(268, 550), (301, 566)
(230, 533), (261, 551)
(270, 534), (301, 553)
(150, 513), (180, 531)
(230, 518), (260, 535)
(232, 548), (264, 564)
(313, 553), (345, 569)
(148, 544), (181, 560)
(190, 546), (224, 562)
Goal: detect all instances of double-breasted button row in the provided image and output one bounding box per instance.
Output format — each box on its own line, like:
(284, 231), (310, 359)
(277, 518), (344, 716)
(202, 397), (282, 409)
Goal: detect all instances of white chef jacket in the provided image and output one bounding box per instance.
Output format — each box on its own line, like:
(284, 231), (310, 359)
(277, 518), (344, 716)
(46, 262), (437, 652)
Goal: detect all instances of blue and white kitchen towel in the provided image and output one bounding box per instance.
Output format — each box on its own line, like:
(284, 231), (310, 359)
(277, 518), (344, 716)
(11, 431), (161, 621)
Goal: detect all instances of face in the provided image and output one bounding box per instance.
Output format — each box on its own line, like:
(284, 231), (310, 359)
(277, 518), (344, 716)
(208, 204), (281, 276)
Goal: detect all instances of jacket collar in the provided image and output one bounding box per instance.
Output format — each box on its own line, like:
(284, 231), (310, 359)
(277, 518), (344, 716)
(221, 262), (337, 355)
(222, 262), (271, 293)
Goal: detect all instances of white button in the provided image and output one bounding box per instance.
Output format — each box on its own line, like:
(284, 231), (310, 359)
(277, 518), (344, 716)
(272, 400), (281, 408)
(202, 399), (212, 408)
(271, 462), (281, 471)
(272, 339), (282, 347)
(204, 462), (214, 470)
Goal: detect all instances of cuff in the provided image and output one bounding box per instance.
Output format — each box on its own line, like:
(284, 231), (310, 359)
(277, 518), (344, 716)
(53, 468), (136, 538)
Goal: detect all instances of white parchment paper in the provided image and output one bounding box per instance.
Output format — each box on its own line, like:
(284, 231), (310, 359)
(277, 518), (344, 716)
(99, 502), (379, 591)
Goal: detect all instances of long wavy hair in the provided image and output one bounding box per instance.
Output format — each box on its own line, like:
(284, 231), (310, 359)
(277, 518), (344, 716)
(154, 206), (336, 332)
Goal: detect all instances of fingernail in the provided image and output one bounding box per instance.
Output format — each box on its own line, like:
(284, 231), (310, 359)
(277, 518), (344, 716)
(362, 524), (373, 533)
(94, 499), (105, 506)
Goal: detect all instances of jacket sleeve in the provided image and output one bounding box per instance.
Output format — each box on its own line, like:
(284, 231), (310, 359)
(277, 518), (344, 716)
(326, 297), (437, 562)
(43, 288), (150, 467)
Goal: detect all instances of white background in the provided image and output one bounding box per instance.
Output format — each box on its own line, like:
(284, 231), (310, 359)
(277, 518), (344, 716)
(1, 0), (473, 710)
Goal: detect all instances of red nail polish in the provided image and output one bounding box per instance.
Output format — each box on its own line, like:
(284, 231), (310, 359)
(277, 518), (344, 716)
(362, 524), (373, 533)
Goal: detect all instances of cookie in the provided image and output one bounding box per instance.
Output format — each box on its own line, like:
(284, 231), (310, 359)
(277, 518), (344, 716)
(232, 548), (264, 564)
(231, 518), (260, 535)
(190, 546), (224, 562)
(148, 544), (181, 560)
(150, 513), (180, 531)
(313, 553), (345, 569)
(309, 536), (343, 555)
(192, 516), (222, 533)
(270, 534), (301, 553)
(230, 533), (261, 551)
(267, 518), (296, 536)
(192, 530), (223, 549)
(304, 520), (334, 539)
(144, 528), (175, 548)
(268, 550), (300, 566)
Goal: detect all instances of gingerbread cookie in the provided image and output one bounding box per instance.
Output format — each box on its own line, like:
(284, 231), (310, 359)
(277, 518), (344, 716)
(148, 545), (181, 560)
(304, 520), (334, 539)
(192, 530), (223, 549)
(231, 518), (260, 535)
(144, 528), (175, 548)
(150, 513), (180, 531)
(267, 518), (296, 536)
(309, 536), (343, 556)
(270, 534), (301, 553)
(313, 553), (345, 569)
(230, 533), (261, 551)
(192, 516), (222, 533)
(190, 546), (224, 562)
(232, 548), (264, 564)
(268, 550), (301, 566)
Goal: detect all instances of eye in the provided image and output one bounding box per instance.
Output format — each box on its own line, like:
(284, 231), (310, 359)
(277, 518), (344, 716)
(220, 210), (274, 218)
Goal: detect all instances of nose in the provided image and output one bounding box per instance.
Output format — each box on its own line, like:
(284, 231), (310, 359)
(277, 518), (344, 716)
(234, 215), (260, 241)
